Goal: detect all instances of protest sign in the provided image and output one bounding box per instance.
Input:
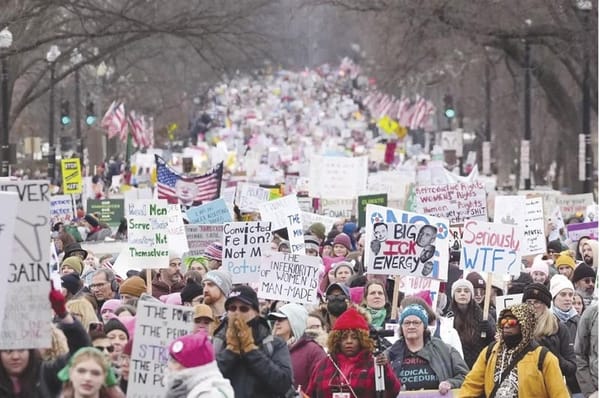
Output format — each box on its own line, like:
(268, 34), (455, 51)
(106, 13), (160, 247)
(297, 196), (313, 212)
(494, 195), (525, 226)
(222, 221), (272, 283)
(259, 195), (305, 254)
(367, 170), (413, 201)
(0, 181), (51, 348)
(86, 199), (124, 229)
(0, 193), (17, 336)
(185, 198), (232, 225)
(448, 224), (464, 252)
(518, 189), (561, 218)
(556, 193), (595, 219)
(547, 206), (567, 242)
(460, 219), (521, 275)
(364, 204), (450, 281)
(50, 194), (74, 226)
(396, 275), (442, 311)
(167, 204), (189, 255)
(358, 193), (387, 227)
(236, 183), (271, 212)
(184, 224), (223, 256)
(308, 155), (368, 199)
(495, 294), (524, 314)
(567, 221), (598, 242)
(415, 181), (487, 224)
(257, 252), (323, 305)
(301, 212), (336, 233)
(318, 198), (355, 219)
(60, 158), (83, 194)
(128, 300), (194, 398)
(126, 200), (170, 268)
(523, 197), (547, 255)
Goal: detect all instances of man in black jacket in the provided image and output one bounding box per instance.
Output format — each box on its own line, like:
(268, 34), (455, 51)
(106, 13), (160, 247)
(213, 285), (293, 398)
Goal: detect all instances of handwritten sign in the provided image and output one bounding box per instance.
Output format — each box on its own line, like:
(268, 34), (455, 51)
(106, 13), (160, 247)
(460, 219), (521, 275)
(128, 300), (194, 398)
(318, 198), (355, 219)
(0, 193), (17, 335)
(364, 204), (450, 281)
(184, 224), (223, 257)
(222, 221), (272, 283)
(396, 275), (442, 311)
(309, 155), (368, 199)
(50, 194), (74, 226)
(301, 212), (336, 233)
(0, 181), (51, 349)
(259, 195), (305, 254)
(60, 158), (83, 194)
(126, 200), (170, 268)
(566, 221), (598, 242)
(367, 170), (414, 200)
(555, 193), (595, 219)
(495, 294), (524, 314)
(185, 198), (232, 225)
(358, 193), (387, 227)
(167, 204), (189, 255)
(236, 183), (271, 212)
(257, 252), (323, 305)
(523, 197), (547, 255)
(86, 199), (124, 230)
(415, 181), (487, 224)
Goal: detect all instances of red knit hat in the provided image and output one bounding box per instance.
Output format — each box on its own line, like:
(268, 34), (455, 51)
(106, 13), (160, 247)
(332, 307), (369, 331)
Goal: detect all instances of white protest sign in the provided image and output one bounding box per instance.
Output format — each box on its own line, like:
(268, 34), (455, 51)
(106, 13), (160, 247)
(367, 171), (413, 200)
(318, 198), (355, 219)
(441, 130), (463, 156)
(0, 193), (18, 335)
(111, 247), (140, 280)
(495, 294), (523, 314)
(236, 183), (270, 212)
(396, 275), (442, 311)
(167, 204), (189, 255)
(364, 204), (450, 281)
(127, 200), (170, 268)
(184, 224), (223, 257)
(257, 252), (323, 305)
(494, 195), (525, 226)
(221, 186), (237, 214)
(309, 155), (368, 199)
(566, 221), (598, 242)
(301, 212), (336, 233)
(555, 193), (595, 219)
(523, 197), (547, 255)
(259, 195), (305, 254)
(222, 221), (272, 283)
(460, 219), (521, 276)
(0, 181), (51, 349)
(185, 198), (232, 225)
(128, 300), (194, 398)
(415, 181), (487, 224)
(50, 194), (74, 225)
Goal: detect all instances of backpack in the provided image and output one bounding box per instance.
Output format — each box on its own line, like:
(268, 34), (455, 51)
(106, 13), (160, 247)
(484, 341), (549, 372)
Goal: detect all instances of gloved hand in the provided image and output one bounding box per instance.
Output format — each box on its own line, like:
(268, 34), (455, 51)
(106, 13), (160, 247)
(235, 318), (257, 353)
(479, 320), (490, 338)
(49, 288), (67, 318)
(225, 316), (241, 354)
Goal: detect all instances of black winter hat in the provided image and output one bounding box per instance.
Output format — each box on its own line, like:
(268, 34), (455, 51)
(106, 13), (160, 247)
(61, 273), (81, 296)
(572, 264), (596, 284)
(224, 285), (260, 312)
(522, 283), (552, 308)
(63, 242), (88, 260)
(104, 318), (129, 339)
(180, 279), (204, 304)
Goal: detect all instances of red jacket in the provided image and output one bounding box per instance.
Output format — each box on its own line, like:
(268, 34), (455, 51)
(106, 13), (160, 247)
(305, 350), (400, 398)
(290, 336), (327, 391)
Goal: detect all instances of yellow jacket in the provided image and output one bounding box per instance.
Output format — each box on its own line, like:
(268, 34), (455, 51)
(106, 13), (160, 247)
(459, 343), (570, 398)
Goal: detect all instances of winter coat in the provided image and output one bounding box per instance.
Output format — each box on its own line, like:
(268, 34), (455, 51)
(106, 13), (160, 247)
(151, 273), (185, 298)
(459, 342), (570, 398)
(447, 314), (495, 368)
(0, 319), (90, 398)
(213, 316), (293, 398)
(305, 350), (400, 398)
(164, 361), (234, 398)
(535, 321), (577, 378)
(387, 336), (468, 389)
(289, 334), (327, 391)
(575, 303), (598, 397)
(557, 313), (581, 394)
(431, 317), (464, 359)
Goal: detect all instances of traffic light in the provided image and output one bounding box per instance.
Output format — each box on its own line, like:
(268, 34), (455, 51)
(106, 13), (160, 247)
(443, 94), (456, 119)
(60, 99), (71, 126)
(85, 100), (96, 125)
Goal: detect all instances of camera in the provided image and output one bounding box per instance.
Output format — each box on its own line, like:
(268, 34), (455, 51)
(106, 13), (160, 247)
(370, 327), (394, 353)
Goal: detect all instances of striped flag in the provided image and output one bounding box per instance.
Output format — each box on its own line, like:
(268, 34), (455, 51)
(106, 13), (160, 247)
(155, 154), (223, 206)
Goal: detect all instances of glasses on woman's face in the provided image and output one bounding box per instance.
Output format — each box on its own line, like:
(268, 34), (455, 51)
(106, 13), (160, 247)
(94, 345), (114, 353)
(227, 304), (250, 313)
(500, 318), (518, 328)
(402, 320), (422, 327)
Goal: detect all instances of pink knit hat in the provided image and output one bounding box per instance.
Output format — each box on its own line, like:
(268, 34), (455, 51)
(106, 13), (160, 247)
(529, 255), (550, 277)
(169, 332), (215, 368)
(349, 286), (364, 305)
(412, 290), (433, 308)
(333, 233), (352, 252)
(101, 299), (121, 315)
(160, 292), (182, 306)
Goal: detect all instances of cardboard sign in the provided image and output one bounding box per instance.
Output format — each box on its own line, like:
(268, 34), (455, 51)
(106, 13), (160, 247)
(236, 183), (271, 212)
(259, 195), (305, 254)
(460, 219), (521, 275)
(167, 204), (189, 255)
(60, 158), (83, 194)
(185, 198), (232, 225)
(308, 155), (368, 199)
(367, 170), (414, 201)
(257, 252), (323, 305)
(566, 221), (598, 242)
(222, 221), (272, 283)
(364, 204), (450, 281)
(50, 194), (74, 226)
(0, 181), (51, 349)
(128, 300), (194, 398)
(415, 181), (487, 224)
(126, 200), (170, 268)
(495, 294), (524, 314)
(555, 193), (595, 219)
(396, 275), (442, 311)
(318, 198), (355, 219)
(184, 224), (223, 257)
(523, 197), (547, 255)
(358, 193), (387, 227)
(0, 193), (17, 336)
(301, 212), (336, 234)
(86, 199), (124, 229)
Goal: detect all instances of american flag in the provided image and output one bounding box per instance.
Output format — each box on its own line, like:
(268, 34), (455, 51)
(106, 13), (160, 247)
(155, 154), (223, 205)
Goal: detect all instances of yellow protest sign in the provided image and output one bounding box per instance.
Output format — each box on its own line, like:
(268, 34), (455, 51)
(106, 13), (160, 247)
(60, 158), (82, 194)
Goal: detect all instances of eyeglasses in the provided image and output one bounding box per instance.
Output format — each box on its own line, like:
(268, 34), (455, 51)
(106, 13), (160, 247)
(90, 282), (108, 289)
(227, 304), (250, 313)
(500, 318), (518, 328)
(94, 345), (114, 353)
(402, 320), (423, 327)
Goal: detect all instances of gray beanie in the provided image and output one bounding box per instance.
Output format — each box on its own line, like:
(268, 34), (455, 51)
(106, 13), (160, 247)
(269, 303), (308, 339)
(451, 278), (475, 298)
(203, 270), (233, 297)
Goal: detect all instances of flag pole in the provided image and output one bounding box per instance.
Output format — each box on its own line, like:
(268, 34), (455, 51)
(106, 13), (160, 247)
(125, 129), (133, 166)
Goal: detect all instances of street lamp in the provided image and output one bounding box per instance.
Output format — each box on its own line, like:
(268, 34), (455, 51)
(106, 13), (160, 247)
(46, 44), (60, 183)
(70, 49), (83, 157)
(522, 19), (532, 190)
(0, 28), (13, 177)
(576, 0), (593, 192)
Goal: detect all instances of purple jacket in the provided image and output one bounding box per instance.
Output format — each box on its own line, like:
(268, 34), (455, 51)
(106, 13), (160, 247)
(290, 335), (327, 391)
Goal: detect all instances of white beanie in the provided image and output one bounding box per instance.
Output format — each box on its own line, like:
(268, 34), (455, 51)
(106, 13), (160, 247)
(451, 278), (475, 298)
(549, 274), (575, 299)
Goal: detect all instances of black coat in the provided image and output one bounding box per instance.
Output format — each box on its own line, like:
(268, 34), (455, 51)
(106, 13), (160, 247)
(536, 321), (577, 378)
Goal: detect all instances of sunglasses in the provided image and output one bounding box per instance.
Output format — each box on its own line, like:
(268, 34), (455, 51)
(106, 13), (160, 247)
(227, 304), (251, 313)
(94, 345), (114, 353)
(500, 318), (518, 328)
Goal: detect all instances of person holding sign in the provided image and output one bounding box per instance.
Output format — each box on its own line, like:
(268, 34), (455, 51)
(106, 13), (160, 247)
(213, 286), (294, 398)
(305, 307), (401, 398)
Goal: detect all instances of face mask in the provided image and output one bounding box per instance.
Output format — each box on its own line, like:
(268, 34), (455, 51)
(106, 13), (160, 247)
(503, 333), (522, 349)
(327, 298), (348, 317)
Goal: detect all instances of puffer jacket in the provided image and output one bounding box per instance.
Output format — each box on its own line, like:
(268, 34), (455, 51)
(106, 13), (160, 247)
(164, 361), (234, 398)
(289, 334), (327, 391)
(535, 321), (577, 378)
(386, 335), (469, 389)
(213, 316), (293, 398)
(575, 303), (598, 397)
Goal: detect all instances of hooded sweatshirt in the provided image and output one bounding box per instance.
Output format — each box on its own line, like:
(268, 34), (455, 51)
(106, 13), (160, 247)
(165, 361), (234, 398)
(278, 303), (308, 340)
